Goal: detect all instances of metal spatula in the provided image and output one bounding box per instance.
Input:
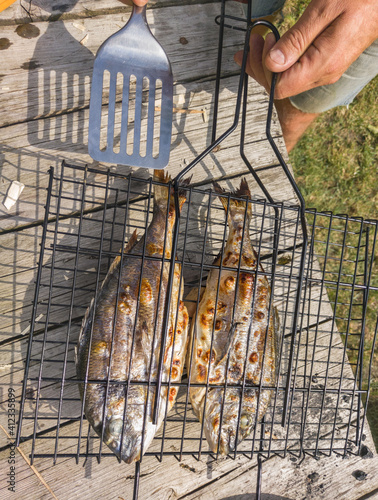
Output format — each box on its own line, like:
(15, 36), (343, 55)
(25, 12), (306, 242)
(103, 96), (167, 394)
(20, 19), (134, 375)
(88, 2), (173, 168)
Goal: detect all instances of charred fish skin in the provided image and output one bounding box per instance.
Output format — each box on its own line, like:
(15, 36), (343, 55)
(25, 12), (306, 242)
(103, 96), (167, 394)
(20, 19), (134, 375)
(188, 179), (279, 455)
(76, 170), (190, 463)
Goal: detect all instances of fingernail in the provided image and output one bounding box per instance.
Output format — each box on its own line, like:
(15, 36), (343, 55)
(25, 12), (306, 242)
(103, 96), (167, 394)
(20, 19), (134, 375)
(269, 49), (285, 65)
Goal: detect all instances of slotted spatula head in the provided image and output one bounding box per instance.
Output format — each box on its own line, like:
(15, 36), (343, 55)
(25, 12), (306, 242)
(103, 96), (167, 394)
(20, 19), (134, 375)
(88, 3), (173, 168)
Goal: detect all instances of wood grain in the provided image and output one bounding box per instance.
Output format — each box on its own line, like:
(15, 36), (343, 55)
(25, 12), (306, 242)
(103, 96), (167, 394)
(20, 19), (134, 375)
(0, 1), (376, 499)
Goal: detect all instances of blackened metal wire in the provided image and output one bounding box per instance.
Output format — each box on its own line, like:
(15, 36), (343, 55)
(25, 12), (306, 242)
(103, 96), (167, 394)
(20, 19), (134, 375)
(15, 3), (378, 500)
(16, 166), (54, 447)
(17, 166), (378, 461)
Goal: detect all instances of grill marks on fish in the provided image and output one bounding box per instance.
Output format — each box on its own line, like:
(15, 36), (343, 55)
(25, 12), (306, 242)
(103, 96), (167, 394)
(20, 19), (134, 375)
(76, 170), (190, 463)
(188, 179), (279, 455)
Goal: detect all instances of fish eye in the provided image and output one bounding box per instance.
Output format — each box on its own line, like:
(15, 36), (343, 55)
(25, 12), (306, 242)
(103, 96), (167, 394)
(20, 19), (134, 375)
(108, 418), (124, 437)
(240, 413), (252, 430)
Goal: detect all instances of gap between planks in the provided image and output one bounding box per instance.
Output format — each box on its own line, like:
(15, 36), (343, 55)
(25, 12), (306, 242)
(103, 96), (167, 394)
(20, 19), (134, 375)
(0, 0), (219, 26)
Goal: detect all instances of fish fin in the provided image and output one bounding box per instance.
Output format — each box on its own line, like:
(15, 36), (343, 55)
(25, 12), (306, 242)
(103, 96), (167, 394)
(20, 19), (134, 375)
(213, 179), (252, 217)
(123, 229), (138, 254)
(211, 252), (222, 266)
(107, 255), (121, 276)
(140, 321), (152, 362)
(213, 321), (239, 368)
(154, 170), (191, 210)
(106, 231), (138, 277)
(154, 169), (170, 183)
(76, 296), (95, 378)
(179, 175), (192, 190)
(177, 175), (192, 210)
(234, 178), (252, 199)
(154, 170), (171, 206)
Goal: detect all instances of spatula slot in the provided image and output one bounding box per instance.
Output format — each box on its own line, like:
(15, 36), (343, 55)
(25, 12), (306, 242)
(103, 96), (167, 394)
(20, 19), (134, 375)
(145, 78), (156, 159)
(99, 70), (110, 152)
(139, 77), (150, 158)
(112, 72), (124, 154)
(126, 74), (137, 156)
(132, 76), (144, 157)
(153, 79), (162, 159)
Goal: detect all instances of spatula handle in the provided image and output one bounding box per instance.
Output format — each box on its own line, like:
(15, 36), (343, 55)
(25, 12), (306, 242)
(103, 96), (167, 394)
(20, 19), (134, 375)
(132, 2), (147, 20)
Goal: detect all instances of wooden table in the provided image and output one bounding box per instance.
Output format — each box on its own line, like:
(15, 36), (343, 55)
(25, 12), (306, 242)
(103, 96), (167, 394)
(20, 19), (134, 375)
(0, 1), (377, 499)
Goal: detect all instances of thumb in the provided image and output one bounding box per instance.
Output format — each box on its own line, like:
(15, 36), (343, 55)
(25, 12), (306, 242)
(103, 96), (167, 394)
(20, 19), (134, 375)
(265, 2), (335, 72)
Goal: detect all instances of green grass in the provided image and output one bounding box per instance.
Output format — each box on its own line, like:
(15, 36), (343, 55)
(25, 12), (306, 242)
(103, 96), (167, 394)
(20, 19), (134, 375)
(291, 88), (378, 218)
(277, 0), (378, 449)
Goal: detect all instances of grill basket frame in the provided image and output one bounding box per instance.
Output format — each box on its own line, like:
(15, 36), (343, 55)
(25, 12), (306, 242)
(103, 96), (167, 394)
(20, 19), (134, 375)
(16, 3), (378, 499)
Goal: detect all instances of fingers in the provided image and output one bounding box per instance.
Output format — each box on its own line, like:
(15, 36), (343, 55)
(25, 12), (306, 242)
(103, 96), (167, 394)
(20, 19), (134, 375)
(273, 15), (357, 99)
(234, 32), (277, 94)
(247, 34), (266, 88)
(265, 0), (337, 72)
(235, 0), (378, 100)
(118, 0), (149, 6)
(261, 33), (276, 91)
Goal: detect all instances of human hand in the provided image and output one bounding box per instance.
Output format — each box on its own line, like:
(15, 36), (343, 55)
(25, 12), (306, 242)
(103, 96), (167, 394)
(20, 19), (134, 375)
(235, 0), (378, 99)
(118, 0), (149, 6)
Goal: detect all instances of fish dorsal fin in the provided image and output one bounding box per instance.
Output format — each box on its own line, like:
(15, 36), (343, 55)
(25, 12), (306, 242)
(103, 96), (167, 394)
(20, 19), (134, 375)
(211, 252), (222, 266)
(212, 179), (252, 217)
(213, 321), (239, 368)
(140, 321), (152, 363)
(141, 321), (150, 349)
(106, 230), (138, 278)
(124, 229), (138, 254)
(107, 256), (121, 277)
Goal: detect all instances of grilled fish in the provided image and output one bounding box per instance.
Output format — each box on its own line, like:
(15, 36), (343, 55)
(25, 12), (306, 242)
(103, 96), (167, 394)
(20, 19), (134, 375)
(76, 170), (189, 463)
(188, 179), (279, 455)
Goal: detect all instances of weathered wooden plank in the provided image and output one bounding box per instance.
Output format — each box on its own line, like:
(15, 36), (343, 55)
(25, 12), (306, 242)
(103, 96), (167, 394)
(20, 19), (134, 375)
(1, 417), (376, 500)
(0, 3), (246, 127)
(182, 429), (378, 500)
(0, 0), (229, 24)
(0, 161), (302, 344)
(1, 2), (376, 498)
(2, 282), (360, 448)
(1, 220), (376, 496)
(0, 75), (290, 231)
(0, 0), (135, 23)
(0, 273), (334, 372)
(0, 427), (253, 500)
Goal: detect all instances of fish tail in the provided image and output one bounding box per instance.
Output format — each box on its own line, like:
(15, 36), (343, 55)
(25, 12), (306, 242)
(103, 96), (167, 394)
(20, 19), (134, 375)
(153, 170), (191, 211)
(213, 178), (252, 218)
(154, 169), (172, 205)
(177, 175), (192, 209)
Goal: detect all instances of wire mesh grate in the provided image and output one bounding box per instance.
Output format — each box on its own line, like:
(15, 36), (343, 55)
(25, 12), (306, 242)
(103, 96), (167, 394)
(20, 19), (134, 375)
(17, 162), (377, 466)
(15, 3), (378, 498)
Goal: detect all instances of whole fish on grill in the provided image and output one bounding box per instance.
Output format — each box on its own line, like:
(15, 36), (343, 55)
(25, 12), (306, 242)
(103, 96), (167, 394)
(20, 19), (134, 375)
(188, 179), (279, 455)
(76, 170), (190, 463)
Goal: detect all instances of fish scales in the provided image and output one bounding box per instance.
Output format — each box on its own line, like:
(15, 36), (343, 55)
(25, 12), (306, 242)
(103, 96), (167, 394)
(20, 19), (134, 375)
(76, 170), (189, 463)
(188, 179), (279, 455)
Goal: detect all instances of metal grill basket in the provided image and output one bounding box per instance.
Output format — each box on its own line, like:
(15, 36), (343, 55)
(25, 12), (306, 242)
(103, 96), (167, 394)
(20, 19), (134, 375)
(16, 3), (378, 499)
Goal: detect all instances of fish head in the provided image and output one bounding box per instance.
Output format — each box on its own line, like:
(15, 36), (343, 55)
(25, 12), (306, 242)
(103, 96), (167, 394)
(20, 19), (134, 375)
(204, 388), (257, 455)
(87, 385), (153, 464)
(103, 414), (144, 463)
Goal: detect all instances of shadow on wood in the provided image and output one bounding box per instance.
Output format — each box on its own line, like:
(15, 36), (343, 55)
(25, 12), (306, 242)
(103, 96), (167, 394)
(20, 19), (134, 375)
(221, 495), (293, 500)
